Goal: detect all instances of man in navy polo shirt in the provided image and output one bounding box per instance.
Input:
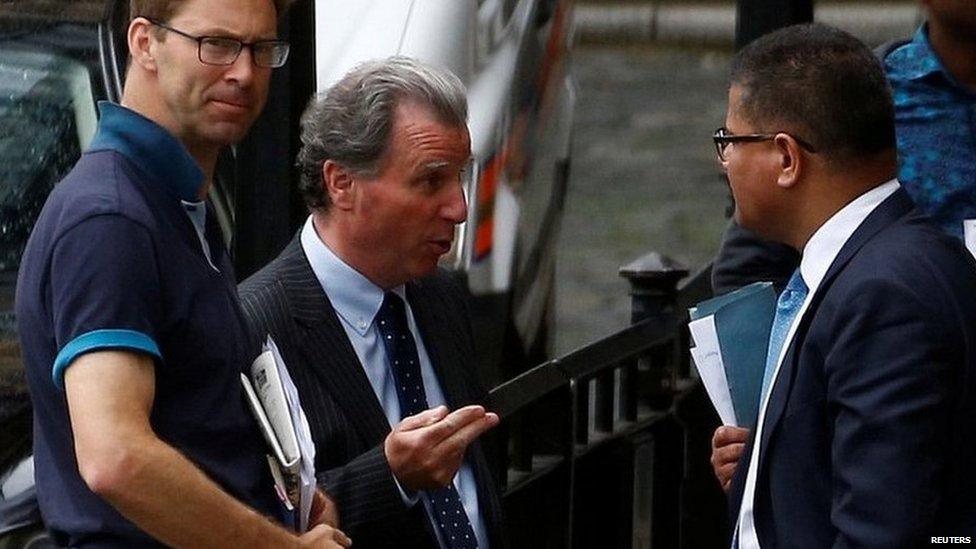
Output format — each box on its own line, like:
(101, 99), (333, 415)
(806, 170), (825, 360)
(15, 0), (349, 546)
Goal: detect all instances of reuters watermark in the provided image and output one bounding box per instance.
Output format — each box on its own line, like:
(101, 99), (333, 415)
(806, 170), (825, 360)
(931, 537), (973, 545)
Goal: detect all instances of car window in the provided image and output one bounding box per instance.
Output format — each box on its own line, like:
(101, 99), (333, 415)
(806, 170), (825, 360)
(0, 46), (97, 429)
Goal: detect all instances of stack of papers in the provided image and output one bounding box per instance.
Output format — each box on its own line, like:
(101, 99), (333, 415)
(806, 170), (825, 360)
(688, 282), (776, 428)
(241, 337), (317, 532)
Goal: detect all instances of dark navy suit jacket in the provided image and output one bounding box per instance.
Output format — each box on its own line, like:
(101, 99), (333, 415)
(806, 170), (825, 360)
(728, 189), (976, 547)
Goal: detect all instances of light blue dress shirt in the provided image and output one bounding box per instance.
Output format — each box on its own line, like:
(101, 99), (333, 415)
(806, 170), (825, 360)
(300, 216), (489, 549)
(181, 200), (218, 271)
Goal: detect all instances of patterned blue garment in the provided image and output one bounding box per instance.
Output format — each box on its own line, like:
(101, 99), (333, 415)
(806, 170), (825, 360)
(885, 24), (976, 239)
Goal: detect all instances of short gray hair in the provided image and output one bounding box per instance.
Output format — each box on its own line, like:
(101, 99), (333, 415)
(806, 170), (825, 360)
(296, 56), (468, 211)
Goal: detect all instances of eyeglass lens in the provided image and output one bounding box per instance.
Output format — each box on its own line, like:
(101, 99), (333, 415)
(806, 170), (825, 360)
(199, 37), (289, 67)
(714, 128), (730, 161)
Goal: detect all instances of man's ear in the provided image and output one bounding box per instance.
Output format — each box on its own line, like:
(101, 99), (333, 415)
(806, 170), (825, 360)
(322, 160), (355, 211)
(774, 133), (803, 189)
(128, 17), (157, 72)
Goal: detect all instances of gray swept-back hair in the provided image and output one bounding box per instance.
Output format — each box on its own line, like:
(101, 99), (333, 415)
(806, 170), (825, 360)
(296, 56), (468, 211)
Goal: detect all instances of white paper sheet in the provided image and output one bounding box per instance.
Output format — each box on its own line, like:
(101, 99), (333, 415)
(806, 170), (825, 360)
(964, 219), (976, 260)
(688, 316), (737, 426)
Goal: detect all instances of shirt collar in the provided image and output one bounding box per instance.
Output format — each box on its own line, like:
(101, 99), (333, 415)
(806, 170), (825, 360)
(799, 179), (900, 294)
(88, 101), (204, 201)
(181, 200), (207, 233)
(897, 24), (950, 83)
(300, 216), (407, 336)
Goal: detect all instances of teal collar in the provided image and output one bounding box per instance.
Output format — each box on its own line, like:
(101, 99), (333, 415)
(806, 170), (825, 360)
(900, 24), (949, 83)
(88, 101), (204, 201)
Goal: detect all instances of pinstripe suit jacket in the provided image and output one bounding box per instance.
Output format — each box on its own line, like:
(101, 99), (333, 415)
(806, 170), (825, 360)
(238, 236), (506, 548)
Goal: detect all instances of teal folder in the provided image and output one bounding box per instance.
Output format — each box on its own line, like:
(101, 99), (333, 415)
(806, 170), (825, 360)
(691, 281), (777, 428)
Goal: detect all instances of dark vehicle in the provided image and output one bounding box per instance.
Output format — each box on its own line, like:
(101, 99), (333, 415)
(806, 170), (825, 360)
(1, 3), (120, 544)
(0, 0), (574, 544)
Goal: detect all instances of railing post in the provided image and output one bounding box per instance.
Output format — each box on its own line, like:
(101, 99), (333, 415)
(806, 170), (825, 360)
(594, 370), (615, 434)
(619, 253), (689, 411)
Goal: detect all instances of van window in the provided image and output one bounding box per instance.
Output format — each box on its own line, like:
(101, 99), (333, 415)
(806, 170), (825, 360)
(0, 47), (97, 426)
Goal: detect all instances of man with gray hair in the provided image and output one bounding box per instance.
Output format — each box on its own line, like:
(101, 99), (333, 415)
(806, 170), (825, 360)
(240, 57), (506, 549)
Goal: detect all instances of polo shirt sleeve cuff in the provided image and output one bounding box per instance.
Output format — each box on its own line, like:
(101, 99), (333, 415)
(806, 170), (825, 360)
(52, 329), (162, 391)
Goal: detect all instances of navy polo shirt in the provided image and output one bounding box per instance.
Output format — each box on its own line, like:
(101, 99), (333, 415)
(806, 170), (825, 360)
(15, 102), (281, 546)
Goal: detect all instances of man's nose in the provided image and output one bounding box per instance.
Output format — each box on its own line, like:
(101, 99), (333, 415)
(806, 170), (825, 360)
(225, 47), (256, 84)
(442, 181), (468, 224)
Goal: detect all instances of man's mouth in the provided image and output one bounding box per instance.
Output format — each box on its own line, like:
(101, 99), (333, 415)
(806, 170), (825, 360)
(210, 98), (250, 114)
(429, 239), (453, 255)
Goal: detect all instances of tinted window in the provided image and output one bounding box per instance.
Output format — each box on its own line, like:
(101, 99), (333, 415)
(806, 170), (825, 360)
(0, 41), (97, 438)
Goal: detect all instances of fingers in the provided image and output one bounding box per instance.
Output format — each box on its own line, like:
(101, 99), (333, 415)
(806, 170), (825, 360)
(422, 405), (491, 443)
(439, 412), (498, 454)
(398, 406), (449, 432)
(711, 426), (747, 491)
(301, 524), (353, 548)
(716, 461), (738, 482)
(716, 459), (738, 494)
(385, 405), (500, 490)
(712, 425), (749, 449)
(310, 489), (340, 528)
(332, 528), (353, 548)
(713, 442), (744, 466)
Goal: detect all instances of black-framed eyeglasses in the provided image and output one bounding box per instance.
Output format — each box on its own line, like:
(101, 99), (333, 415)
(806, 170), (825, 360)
(143, 17), (290, 68)
(712, 127), (817, 162)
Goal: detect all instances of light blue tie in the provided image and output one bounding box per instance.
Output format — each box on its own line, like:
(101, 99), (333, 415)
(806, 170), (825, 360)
(760, 269), (808, 405)
(734, 270), (809, 549)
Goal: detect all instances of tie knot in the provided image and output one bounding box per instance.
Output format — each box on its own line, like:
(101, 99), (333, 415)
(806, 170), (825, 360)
(778, 269), (808, 309)
(382, 291), (403, 311)
(377, 291), (408, 330)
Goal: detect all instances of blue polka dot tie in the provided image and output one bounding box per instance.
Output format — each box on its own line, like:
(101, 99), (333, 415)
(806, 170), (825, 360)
(760, 269), (808, 406)
(376, 292), (479, 549)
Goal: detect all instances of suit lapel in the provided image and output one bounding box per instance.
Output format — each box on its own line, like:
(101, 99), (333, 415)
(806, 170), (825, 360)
(756, 188), (915, 469)
(278, 237), (393, 445)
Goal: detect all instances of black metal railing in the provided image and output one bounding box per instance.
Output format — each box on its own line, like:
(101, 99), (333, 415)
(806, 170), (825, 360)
(489, 253), (725, 549)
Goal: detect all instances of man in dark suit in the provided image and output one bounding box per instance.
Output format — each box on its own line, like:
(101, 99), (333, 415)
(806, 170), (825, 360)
(239, 57), (506, 549)
(711, 1), (976, 297)
(709, 24), (976, 547)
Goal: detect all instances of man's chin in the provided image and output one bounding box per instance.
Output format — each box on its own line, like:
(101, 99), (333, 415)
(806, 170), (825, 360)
(732, 209), (748, 229)
(200, 122), (252, 148)
(410, 258), (442, 280)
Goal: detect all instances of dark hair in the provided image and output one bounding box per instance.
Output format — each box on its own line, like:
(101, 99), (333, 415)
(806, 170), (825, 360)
(730, 23), (895, 163)
(296, 56), (468, 211)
